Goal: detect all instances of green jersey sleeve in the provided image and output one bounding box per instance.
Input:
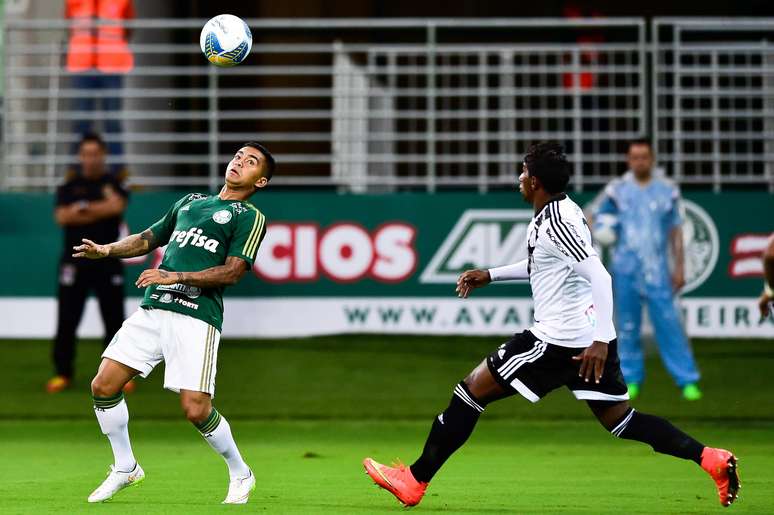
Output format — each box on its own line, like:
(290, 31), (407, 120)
(228, 207), (267, 267)
(147, 194), (202, 244)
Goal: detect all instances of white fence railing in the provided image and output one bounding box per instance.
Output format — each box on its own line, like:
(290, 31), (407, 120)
(652, 18), (774, 192)
(2, 18), (773, 192)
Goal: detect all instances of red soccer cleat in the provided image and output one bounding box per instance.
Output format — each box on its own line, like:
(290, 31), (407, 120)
(45, 375), (71, 393)
(363, 457), (428, 507)
(700, 447), (740, 507)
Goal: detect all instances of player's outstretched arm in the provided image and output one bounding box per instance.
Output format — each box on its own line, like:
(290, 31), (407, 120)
(135, 256), (248, 289)
(456, 269), (491, 298)
(457, 259), (530, 298)
(72, 228), (160, 259)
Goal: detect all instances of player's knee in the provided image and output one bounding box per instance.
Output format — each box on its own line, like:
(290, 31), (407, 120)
(181, 397), (211, 424)
(461, 360), (502, 404)
(90, 374), (119, 397)
(183, 403), (210, 424)
(454, 380), (488, 412)
(589, 400), (631, 432)
(462, 375), (485, 400)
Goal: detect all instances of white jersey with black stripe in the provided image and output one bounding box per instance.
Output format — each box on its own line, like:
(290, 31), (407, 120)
(527, 194), (607, 348)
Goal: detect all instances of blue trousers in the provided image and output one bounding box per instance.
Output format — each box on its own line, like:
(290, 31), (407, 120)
(613, 269), (700, 387)
(70, 73), (125, 172)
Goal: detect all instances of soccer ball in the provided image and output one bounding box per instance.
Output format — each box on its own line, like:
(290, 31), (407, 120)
(200, 14), (252, 67)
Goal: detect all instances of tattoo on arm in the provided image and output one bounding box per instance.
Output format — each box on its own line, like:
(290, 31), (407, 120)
(106, 232), (154, 258)
(140, 229), (161, 250)
(174, 257), (248, 288)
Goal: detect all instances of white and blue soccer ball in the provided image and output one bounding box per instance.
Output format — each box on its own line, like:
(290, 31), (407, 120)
(593, 213), (619, 247)
(200, 14), (252, 67)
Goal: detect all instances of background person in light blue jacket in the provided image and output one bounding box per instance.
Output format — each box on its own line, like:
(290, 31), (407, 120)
(592, 139), (701, 401)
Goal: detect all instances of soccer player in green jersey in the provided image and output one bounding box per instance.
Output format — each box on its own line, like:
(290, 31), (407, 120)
(73, 142), (274, 504)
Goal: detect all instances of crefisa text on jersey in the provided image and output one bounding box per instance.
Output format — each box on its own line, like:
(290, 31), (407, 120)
(169, 227), (220, 252)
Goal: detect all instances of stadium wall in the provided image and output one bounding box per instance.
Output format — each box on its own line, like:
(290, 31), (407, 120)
(0, 192), (771, 338)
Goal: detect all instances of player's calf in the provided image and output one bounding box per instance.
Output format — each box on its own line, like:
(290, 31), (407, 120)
(409, 381), (488, 484)
(92, 391), (137, 471)
(605, 405), (740, 507)
(363, 380), (490, 507)
(605, 406), (704, 463)
(188, 403), (253, 503)
(89, 388), (140, 504)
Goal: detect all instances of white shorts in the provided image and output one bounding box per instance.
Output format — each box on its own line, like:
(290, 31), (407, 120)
(102, 307), (221, 396)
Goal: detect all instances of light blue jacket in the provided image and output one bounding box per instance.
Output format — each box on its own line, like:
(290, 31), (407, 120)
(593, 169), (682, 288)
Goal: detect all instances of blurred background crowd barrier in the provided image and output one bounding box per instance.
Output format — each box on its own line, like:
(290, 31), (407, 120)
(0, 12), (771, 340)
(1, 16), (773, 192)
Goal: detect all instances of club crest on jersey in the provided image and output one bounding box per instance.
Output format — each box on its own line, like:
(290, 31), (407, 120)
(169, 227), (220, 253)
(212, 210), (232, 224)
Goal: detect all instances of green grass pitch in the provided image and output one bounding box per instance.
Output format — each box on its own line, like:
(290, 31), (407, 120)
(1, 336), (772, 513)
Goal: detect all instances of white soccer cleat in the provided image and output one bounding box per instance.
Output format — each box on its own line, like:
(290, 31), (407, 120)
(87, 463), (145, 503)
(222, 469), (255, 504)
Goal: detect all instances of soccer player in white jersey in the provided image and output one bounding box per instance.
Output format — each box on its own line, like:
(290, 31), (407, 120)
(363, 142), (740, 508)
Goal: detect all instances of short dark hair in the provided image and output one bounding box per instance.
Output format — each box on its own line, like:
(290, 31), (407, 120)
(79, 131), (106, 151)
(523, 141), (570, 194)
(628, 137), (653, 151)
(242, 141), (276, 181)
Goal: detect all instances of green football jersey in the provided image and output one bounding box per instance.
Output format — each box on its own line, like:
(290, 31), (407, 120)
(141, 193), (267, 331)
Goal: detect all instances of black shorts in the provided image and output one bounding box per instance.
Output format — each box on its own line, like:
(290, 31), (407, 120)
(486, 330), (629, 403)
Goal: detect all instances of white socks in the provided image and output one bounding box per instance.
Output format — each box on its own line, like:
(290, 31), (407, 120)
(93, 393), (136, 473)
(196, 409), (250, 480)
(93, 396), (247, 480)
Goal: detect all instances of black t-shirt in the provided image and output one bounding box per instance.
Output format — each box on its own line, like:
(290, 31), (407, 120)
(55, 172), (129, 263)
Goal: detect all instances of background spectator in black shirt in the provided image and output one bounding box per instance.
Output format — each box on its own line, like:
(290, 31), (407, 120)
(48, 132), (129, 393)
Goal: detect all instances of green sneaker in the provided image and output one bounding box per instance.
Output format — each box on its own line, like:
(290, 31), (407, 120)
(626, 383), (640, 400)
(682, 383), (703, 401)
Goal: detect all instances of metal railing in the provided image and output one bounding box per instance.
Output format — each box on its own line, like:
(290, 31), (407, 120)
(1, 17), (772, 192)
(652, 18), (774, 192)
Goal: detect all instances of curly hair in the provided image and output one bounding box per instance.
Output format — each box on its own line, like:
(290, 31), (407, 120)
(523, 141), (570, 194)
